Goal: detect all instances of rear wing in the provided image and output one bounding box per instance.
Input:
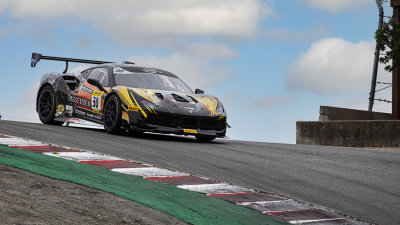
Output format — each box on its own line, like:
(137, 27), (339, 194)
(31, 52), (114, 74)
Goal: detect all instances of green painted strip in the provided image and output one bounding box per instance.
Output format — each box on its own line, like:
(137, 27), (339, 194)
(0, 145), (289, 225)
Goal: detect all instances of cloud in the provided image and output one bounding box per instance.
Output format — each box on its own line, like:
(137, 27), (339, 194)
(70, 65), (90, 73)
(0, 0), (273, 58)
(171, 41), (238, 59)
(286, 37), (385, 94)
(0, 82), (40, 123)
(251, 95), (295, 109)
(264, 26), (329, 42)
(129, 54), (233, 90)
(304, 0), (372, 12)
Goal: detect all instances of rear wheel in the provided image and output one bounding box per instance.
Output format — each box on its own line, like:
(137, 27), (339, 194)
(195, 134), (216, 142)
(38, 85), (63, 125)
(103, 94), (122, 134)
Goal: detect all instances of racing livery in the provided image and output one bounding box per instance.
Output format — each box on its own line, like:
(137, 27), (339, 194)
(32, 53), (227, 141)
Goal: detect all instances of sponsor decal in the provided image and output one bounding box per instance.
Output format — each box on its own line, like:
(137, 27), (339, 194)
(128, 106), (139, 111)
(88, 112), (102, 120)
(142, 68), (158, 74)
(80, 85), (93, 94)
(74, 107), (86, 116)
(92, 95), (102, 111)
(93, 91), (103, 97)
(91, 91), (103, 112)
(75, 107), (102, 120)
(31, 58), (38, 67)
(57, 104), (65, 112)
(69, 95), (91, 108)
(122, 111), (129, 123)
(113, 67), (131, 74)
(66, 105), (73, 111)
(183, 129), (197, 134)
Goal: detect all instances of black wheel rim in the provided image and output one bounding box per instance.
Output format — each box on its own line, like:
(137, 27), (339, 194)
(104, 98), (117, 128)
(39, 90), (52, 118)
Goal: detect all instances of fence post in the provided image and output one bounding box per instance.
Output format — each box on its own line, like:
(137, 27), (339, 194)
(392, 0), (400, 119)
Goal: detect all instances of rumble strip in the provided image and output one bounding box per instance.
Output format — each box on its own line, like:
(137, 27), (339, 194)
(0, 134), (368, 225)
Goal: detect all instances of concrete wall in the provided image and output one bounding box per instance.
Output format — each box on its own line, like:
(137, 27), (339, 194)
(319, 106), (392, 121)
(297, 120), (400, 147)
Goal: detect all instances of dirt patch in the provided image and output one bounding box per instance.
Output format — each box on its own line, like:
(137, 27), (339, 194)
(0, 165), (188, 225)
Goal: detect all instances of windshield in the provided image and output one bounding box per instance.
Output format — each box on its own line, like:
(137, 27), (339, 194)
(115, 73), (193, 93)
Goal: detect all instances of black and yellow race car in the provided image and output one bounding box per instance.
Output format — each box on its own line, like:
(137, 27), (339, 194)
(32, 53), (227, 141)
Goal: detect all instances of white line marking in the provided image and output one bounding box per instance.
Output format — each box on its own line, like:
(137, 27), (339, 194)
(178, 183), (251, 194)
(289, 218), (345, 224)
(112, 167), (188, 177)
(238, 200), (286, 206)
(243, 199), (311, 213)
(43, 152), (121, 161)
(0, 137), (44, 146)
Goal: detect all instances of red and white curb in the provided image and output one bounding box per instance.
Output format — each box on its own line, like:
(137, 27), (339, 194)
(0, 134), (369, 225)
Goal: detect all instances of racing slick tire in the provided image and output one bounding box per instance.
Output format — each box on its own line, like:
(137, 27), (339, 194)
(195, 134), (216, 142)
(37, 85), (64, 126)
(103, 94), (122, 134)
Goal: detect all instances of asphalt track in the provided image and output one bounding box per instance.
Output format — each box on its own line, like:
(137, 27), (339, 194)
(0, 120), (399, 225)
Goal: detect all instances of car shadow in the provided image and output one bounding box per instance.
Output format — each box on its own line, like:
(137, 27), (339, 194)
(63, 125), (224, 144)
(124, 131), (225, 144)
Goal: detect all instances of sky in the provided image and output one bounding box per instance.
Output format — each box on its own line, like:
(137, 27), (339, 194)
(0, 0), (394, 144)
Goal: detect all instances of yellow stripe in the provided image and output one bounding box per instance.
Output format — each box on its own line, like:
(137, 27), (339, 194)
(144, 105), (151, 113)
(151, 107), (158, 115)
(115, 87), (147, 118)
(117, 87), (133, 106)
(127, 88), (147, 118)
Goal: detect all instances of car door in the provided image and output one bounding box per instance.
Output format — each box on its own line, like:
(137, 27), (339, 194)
(71, 67), (108, 122)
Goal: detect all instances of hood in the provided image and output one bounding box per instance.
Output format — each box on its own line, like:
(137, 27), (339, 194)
(115, 86), (223, 118)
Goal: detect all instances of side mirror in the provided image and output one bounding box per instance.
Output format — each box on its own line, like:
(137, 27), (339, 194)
(88, 78), (106, 92)
(195, 88), (204, 94)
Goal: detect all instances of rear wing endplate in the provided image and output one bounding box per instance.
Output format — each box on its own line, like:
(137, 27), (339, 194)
(31, 52), (114, 74)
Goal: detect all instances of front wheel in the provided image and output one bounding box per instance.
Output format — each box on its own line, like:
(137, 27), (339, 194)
(38, 85), (63, 125)
(195, 134), (216, 142)
(103, 94), (122, 134)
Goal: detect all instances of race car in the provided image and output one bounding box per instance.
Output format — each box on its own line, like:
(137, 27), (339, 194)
(31, 53), (227, 141)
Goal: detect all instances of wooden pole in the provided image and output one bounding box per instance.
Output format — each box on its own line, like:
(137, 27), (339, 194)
(392, 0), (400, 119)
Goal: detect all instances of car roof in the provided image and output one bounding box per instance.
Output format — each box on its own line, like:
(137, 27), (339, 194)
(104, 63), (178, 78)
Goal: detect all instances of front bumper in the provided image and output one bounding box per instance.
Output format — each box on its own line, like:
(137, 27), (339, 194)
(123, 112), (227, 137)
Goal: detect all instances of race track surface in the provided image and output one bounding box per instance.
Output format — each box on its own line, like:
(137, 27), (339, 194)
(0, 120), (399, 225)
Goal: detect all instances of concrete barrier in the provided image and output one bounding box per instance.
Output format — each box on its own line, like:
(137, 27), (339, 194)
(296, 106), (398, 147)
(319, 106), (392, 121)
(296, 120), (400, 147)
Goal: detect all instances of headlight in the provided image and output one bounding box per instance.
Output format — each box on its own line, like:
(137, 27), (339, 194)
(216, 99), (224, 115)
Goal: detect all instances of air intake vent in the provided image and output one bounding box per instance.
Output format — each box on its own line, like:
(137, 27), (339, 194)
(62, 75), (79, 90)
(155, 93), (164, 100)
(171, 94), (188, 102)
(187, 95), (198, 103)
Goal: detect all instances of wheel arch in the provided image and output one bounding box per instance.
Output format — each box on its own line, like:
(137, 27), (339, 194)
(104, 91), (120, 107)
(103, 91), (123, 134)
(36, 83), (53, 113)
